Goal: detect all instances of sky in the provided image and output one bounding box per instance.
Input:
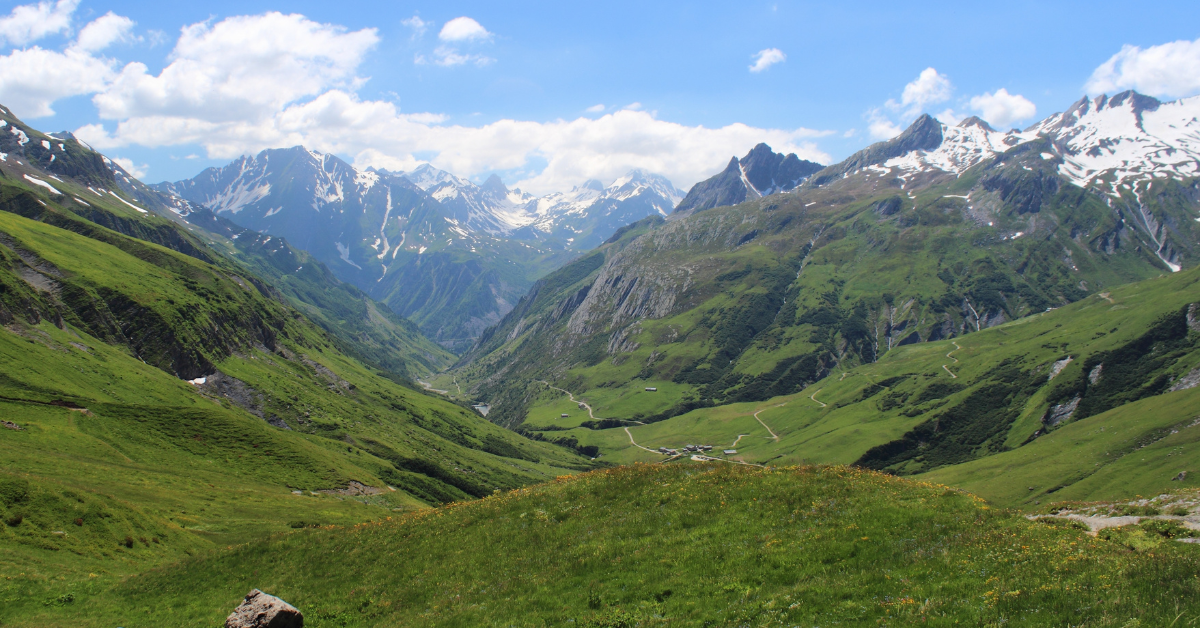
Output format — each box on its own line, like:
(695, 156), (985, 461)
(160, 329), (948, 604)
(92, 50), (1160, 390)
(0, 0), (1198, 194)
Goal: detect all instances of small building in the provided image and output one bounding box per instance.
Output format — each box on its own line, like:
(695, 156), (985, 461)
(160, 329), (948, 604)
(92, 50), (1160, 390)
(561, 413), (570, 418)
(645, 387), (657, 392)
(723, 449), (737, 455)
(578, 403), (586, 409)
(701, 445), (713, 451)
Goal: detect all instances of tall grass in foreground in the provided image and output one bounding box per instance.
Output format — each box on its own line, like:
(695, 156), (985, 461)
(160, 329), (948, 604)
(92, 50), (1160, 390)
(16, 464), (1200, 627)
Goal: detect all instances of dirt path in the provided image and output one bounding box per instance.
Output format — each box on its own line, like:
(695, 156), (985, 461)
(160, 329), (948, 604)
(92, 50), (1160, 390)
(753, 405), (782, 441)
(623, 426), (662, 454)
(809, 388), (827, 408)
(453, 376), (463, 395)
(731, 434), (749, 447)
(942, 341), (961, 379)
(417, 380), (449, 395)
(536, 380), (597, 419)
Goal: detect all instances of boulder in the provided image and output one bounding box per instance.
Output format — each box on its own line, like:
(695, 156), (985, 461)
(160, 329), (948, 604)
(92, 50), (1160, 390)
(225, 589), (303, 628)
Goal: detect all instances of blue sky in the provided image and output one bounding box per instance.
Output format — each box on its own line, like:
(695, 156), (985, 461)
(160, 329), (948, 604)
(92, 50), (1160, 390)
(1, 0), (1198, 193)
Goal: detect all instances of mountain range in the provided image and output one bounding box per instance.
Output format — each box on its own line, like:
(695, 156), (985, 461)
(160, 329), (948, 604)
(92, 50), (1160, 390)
(3, 85), (1200, 627)
(153, 151), (682, 351)
(448, 90), (1200, 485)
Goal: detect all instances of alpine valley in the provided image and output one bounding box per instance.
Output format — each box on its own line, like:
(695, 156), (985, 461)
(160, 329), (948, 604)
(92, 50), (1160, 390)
(3, 86), (1200, 628)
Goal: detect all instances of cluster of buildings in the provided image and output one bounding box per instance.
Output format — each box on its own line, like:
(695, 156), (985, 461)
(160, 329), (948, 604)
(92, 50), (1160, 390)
(657, 444), (714, 455)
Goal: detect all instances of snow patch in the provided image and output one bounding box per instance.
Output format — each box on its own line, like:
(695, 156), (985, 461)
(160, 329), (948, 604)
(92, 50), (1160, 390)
(108, 190), (148, 213)
(335, 242), (362, 269)
(23, 174), (60, 195)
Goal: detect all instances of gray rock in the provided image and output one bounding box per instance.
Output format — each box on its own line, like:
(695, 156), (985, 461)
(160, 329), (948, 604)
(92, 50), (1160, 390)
(225, 589), (303, 628)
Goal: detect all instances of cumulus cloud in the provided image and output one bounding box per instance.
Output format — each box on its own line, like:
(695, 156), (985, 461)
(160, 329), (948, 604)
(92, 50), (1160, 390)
(891, 67), (952, 115)
(0, 0), (77, 47)
(866, 67), (956, 139)
(968, 88), (1036, 128)
(81, 88), (830, 194)
(91, 12), (378, 122)
(1086, 38), (1200, 99)
(438, 17), (490, 42)
(54, 10), (828, 194)
(749, 48), (785, 73)
(0, 8), (134, 118)
(73, 12), (136, 52)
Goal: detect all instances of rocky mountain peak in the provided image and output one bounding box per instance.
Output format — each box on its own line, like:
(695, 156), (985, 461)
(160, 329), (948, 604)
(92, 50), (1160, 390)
(480, 173), (508, 195)
(957, 116), (996, 132)
(676, 144), (823, 213)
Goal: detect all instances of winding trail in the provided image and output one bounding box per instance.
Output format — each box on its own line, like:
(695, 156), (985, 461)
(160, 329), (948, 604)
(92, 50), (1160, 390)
(623, 426), (661, 454)
(942, 341), (961, 379)
(753, 405), (782, 441)
(417, 380), (448, 395)
(809, 388), (827, 408)
(453, 376), (463, 395)
(731, 434), (749, 448)
(536, 381), (597, 419)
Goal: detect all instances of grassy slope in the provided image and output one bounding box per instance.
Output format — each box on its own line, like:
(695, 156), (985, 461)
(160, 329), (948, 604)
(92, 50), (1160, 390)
(0, 190), (591, 620)
(523, 264), (1200, 507)
(13, 464), (1200, 627)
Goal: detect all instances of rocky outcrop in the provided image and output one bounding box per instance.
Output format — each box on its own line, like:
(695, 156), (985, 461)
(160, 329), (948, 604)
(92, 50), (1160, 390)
(225, 589), (303, 628)
(805, 114), (943, 188)
(676, 144), (822, 213)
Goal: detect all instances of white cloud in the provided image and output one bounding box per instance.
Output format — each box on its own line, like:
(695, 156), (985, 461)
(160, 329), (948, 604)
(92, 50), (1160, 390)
(0, 0), (77, 47)
(749, 48), (785, 73)
(430, 45), (493, 67)
(110, 155), (147, 178)
(438, 17), (490, 42)
(0, 8), (134, 118)
(891, 67), (952, 115)
(1086, 38), (1200, 99)
(61, 11), (829, 194)
(867, 108), (903, 140)
(81, 88), (831, 194)
(622, 102), (643, 111)
(91, 12), (378, 122)
(585, 104), (605, 113)
(968, 88), (1036, 128)
(935, 108), (964, 126)
(401, 15), (427, 38)
(73, 12), (136, 52)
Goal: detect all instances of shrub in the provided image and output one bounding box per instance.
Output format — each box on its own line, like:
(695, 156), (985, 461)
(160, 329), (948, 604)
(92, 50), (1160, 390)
(122, 536), (134, 548)
(5, 512), (23, 527)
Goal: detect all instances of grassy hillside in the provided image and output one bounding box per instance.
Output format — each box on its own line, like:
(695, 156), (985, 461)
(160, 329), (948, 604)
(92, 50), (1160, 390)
(455, 145), (1190, 432)
(0, 178), (593, 620)
(11, 464), (1200, 627)
(498, 260), (1200, 508)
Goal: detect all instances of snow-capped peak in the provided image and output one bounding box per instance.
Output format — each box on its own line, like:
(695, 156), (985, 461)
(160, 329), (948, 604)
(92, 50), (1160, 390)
(858, 91), (1200, 195)
(1028, 91), (1200, 192)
